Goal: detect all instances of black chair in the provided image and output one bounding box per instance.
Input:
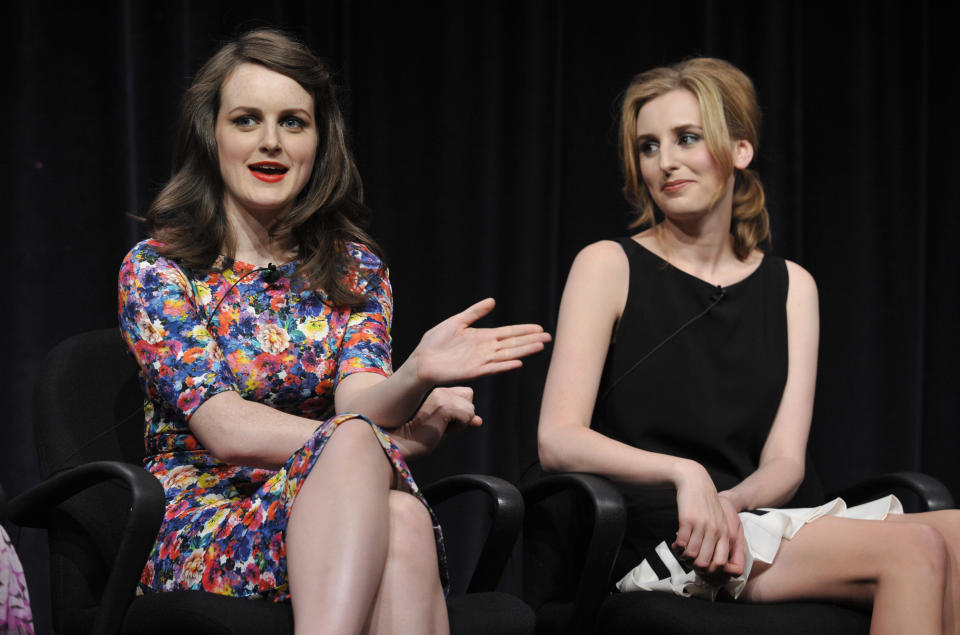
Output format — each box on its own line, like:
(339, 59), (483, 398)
(520, 461), (955, 635)
(9, 328), (535, 635)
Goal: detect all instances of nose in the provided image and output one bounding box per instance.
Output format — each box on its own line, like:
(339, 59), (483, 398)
(259, 122), (281, 155)
(658, 144), (678, 173)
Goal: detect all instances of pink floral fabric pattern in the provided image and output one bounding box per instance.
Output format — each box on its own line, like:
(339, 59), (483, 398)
(118, 239), (447, 600)
(0, 525), (33, 634)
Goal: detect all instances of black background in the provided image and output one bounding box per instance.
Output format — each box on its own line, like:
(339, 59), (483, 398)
(3, 2), (958, 632)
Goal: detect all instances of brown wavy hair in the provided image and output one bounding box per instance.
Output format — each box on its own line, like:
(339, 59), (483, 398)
(146, 28), (380, 306)
(620, 58), (769, 260)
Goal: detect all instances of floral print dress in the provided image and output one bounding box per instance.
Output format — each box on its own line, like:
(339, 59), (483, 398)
(118, 239), (446, 601)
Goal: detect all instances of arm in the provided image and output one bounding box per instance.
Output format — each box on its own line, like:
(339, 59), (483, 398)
(718, 260), (820, 512)
(119, 243), (318, 469)
(538, 241), (735, 574)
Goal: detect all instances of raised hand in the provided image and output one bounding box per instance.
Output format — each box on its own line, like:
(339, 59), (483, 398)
(388, 386), (481, 459)
(410, 298), (551, 385)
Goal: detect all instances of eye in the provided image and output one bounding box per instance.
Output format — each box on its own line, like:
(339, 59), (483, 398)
(280, 116), (307, 130)
(678, 132), (701, 146)
(232, 114), (258, 127)
(639, 140), (659, 156)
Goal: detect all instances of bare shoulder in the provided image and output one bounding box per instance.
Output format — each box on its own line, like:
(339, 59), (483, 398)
(574, 239), (629, 269)
(556, 240), (631, 334)
(783, 259), (818, 300)
(567, 240), (628, 286)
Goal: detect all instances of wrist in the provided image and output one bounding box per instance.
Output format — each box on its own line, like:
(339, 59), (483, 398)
(718, 489), (747, 512)
(669, 459), (708, 489)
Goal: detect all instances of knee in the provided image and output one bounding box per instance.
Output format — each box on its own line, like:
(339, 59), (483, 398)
(888, 523), (948, 585)
(387, 492), (438, 569)
(328, 418), (382, 458)
(934, 509), (960, 543)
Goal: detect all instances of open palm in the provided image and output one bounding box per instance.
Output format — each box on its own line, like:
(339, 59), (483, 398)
(412, 298), (551, 385)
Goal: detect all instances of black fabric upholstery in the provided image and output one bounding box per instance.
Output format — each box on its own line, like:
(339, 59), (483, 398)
(122, 592), (294, 635)
(597, 592), (869, 635)
(11, 329), (534, 634)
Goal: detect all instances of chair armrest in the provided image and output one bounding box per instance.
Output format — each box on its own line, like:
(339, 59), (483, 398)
(520, 472), (625, 635)
(422, 474), (524, 593)
(829, 471), (955, 512)
(9, 460), (165, 635)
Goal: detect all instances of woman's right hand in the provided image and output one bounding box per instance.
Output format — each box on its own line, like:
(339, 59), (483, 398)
(409, 298), (551, 385)
(672, 461), (737, 576)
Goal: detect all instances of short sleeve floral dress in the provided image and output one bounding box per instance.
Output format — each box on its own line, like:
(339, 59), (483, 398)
(117, 239), (447, 601)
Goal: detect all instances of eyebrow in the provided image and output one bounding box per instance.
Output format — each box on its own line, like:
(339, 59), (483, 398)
(636, 123), (703, 139)
(224, 106), (314, 120)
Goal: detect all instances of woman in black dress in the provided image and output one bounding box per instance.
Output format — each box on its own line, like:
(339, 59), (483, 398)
(538, 57), (960, 633)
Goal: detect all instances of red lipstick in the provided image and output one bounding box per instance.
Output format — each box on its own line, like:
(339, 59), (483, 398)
(248, 162), (288, 183)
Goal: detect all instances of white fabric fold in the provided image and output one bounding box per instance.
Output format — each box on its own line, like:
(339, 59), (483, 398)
(616, 495), (903, 600)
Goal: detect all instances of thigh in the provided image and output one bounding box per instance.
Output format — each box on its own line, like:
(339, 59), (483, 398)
(742, 516), (929, 605)
(887, 509), (960, 540)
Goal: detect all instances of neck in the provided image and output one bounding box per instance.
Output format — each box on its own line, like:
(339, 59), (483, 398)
(224, 201), (294, 267)
(660, 184), (735, 262)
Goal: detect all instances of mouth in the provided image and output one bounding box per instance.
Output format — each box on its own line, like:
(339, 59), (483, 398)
(248, 162), (289, 183)
(662, 180), (693, 193)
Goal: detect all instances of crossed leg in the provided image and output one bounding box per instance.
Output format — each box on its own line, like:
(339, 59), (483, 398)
(742, 510), (960, 635)
(285, 418), (447, 635)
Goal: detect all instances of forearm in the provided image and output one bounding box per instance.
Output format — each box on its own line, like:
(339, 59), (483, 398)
(719, 455), (805, 512)
(334, 358), (433, 429)
(190, 391), (319, 469)
(539, 422), (700, 490)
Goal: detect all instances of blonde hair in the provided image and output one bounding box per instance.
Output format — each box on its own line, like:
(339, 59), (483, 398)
(620, 58), (769, 260)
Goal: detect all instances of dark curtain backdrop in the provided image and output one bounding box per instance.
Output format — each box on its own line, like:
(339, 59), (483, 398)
(4, 1), (957, 632)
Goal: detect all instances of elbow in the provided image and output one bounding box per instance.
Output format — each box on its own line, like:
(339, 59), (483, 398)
(777, 456), (806, 504)
(537, 427), (573, 473)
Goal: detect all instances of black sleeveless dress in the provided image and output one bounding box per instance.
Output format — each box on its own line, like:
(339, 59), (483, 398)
(594, 238), (789, 581)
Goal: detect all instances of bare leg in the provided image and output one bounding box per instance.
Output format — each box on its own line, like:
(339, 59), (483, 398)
(364, 491), (449, 635)
(286, 418), (395, 635)
(888, 510), (960, 635)
(742, 516), (948, 635)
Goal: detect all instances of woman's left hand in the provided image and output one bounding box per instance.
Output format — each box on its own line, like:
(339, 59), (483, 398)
(410, 298), (551, 386)
(389, 386), (480, 459)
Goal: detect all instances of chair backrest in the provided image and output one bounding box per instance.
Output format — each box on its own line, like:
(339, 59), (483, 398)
(32, 328), (148, 631)
(34, 328), (146, 476)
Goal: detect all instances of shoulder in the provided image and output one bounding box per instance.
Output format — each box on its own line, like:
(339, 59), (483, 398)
(559, 240), (630, 320)
(343, 241), (390, 297)
(119, 239), (190, 287)
(570, 239), (629, 278)
(781, 259), (819, 324)
(782, 259), (818, 299)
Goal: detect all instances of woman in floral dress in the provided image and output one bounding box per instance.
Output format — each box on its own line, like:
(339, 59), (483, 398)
(118, 29), (549, 634)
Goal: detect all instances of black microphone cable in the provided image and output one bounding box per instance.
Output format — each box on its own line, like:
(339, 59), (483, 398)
(597, 285), (727, 405)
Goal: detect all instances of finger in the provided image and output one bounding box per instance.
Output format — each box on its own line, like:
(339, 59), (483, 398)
(684, 524), (706, 562)
(470, 359), (524, 377)
(469, 415), (482, 427)
(491, 323), (547, 340)
(495, 331), (553, 351)
(491, 341), (548, 363)
(708, 530), (729, 573)
(724, 524), (746, 575)
(455, 298), (496, 326)
(674, 522), (692, 552)
(447, 386), (474, 401)
(691, 527), (716, 568)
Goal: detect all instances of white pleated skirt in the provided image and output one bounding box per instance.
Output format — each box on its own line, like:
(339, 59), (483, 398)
(616, 495), (904, 600)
